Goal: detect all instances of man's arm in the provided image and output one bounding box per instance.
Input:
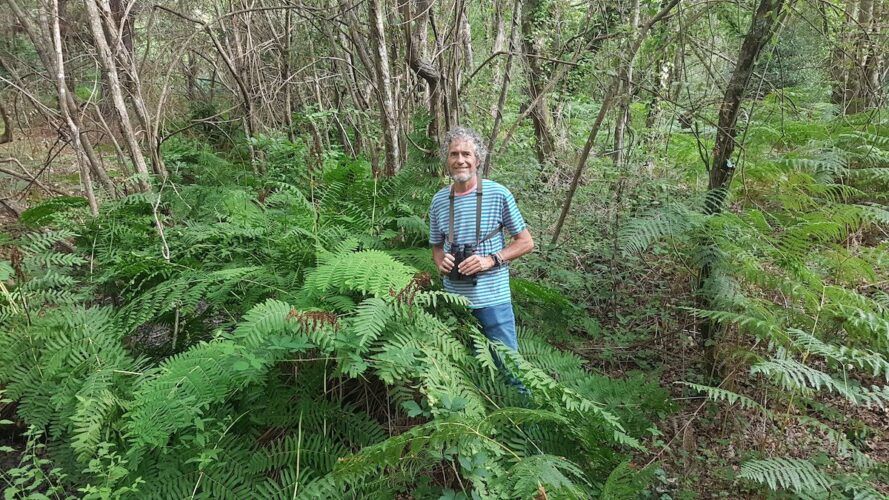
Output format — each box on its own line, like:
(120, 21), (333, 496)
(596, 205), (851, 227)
(457, 229), (535, 276)
(497, 229), (534, 262)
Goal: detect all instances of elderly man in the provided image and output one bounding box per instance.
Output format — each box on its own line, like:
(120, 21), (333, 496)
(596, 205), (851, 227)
(429, 126), (534, 388)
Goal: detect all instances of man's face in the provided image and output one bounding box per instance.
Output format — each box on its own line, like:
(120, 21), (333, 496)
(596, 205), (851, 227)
(447, 138), (478, 183)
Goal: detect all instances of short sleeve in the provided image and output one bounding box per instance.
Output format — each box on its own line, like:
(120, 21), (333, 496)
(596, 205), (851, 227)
(429, 197), (444, 245)
(501, 189), (526, 236)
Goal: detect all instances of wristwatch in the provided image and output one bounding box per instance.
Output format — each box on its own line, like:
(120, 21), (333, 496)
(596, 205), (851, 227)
(490, 253), (503, 268)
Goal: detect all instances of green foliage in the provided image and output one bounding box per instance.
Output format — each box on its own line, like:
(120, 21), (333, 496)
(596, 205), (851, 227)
(739, 458), (833, 495)
(0, 136), (665, 498)
(19, 196), (89, 227)
(624, 117), (888, 496)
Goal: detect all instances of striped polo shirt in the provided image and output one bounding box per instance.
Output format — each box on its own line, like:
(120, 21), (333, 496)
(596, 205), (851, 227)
(429, 179), (526, 309)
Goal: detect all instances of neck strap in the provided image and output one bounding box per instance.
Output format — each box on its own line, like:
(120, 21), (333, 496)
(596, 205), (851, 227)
(448, 173), (500, 247)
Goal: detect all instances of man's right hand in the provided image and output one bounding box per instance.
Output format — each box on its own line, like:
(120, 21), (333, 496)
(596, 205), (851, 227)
(438, 253), (455, 275)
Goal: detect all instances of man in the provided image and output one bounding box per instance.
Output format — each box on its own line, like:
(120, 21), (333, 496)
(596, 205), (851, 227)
(428, 126), (534, 388)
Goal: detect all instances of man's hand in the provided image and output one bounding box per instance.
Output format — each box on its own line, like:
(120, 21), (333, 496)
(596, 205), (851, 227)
(457, 254), (494, 276)
(437, 253), (455, 275)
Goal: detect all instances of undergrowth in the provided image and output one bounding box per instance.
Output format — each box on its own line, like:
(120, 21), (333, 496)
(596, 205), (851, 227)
(0, 135), (668, 498)
(620, 101), (889, 497)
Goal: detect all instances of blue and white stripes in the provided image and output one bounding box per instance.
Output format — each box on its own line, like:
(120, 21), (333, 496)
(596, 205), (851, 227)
(429, 180), (526, 309)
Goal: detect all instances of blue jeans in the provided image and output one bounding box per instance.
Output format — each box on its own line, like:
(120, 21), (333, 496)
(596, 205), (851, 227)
(472, 302), (528, 395)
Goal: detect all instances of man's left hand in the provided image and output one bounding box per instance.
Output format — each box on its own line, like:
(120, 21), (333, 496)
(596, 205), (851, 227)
(457, 255), (494, 276)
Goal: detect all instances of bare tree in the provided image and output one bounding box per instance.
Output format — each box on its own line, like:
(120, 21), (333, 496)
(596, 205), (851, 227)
(403, 0), (443, 144)
(84, 0), (151, 192)
(521, 0), (557, 166)
(368, 0), (400, 175)
(5, 0), (116, 197)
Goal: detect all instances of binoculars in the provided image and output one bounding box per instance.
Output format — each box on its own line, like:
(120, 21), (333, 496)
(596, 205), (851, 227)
(448, 244), (478, 286)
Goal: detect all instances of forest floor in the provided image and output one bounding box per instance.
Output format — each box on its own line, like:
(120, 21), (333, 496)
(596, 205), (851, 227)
(581, 266), (889, 497)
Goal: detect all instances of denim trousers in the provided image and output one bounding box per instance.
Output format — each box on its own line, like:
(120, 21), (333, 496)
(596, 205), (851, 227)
(471, 302), (528, 394)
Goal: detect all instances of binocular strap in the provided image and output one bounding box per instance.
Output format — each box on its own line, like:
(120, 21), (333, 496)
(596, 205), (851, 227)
(448, 173), (502, 250)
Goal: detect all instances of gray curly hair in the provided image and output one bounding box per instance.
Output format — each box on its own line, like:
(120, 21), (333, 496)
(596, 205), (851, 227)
(439, 126), (488, 166)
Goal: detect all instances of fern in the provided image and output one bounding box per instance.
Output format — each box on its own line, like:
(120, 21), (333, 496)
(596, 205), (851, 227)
(678, 382), (764, 411)
(739, 457), (833, 494)
(750, 354), (883, 405)
(600, 461), (655, 500)
(1, 139), (662, 498)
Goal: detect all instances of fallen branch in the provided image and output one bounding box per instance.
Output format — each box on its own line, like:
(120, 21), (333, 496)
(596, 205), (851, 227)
(0, 157), (58, 195)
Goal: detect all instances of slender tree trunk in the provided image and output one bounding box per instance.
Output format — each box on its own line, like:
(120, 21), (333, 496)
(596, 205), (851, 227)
(84, 0), (151, 192)
(403, 0), (442, 145)
(48, 0), (99, 215)
(100, 0), (167, 178)
(183, 51), (198, 101)
(868, 0), (885, 107)
(521, 0), (557, 166)
(368, 0), (400, 175)
(482, 0), (522, 177)
(551, 0), (680, 244)
(700, 0), (786, 369)
(858, 0), (883, 109)
(831, 1), (859, 109)
(611, 0), (641, 167)
(282, 9), (295, 142)
(707, 0), (785, 208)
(428, 9), (453, 132)
(0, 101), (11, 144)
(108, 0), (133, 93)
(460, 2), (474, 70)
(490, 0), (507, 93)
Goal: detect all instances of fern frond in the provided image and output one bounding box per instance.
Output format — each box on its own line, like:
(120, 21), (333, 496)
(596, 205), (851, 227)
(302, 250), (416, 299)
(739, 457), (833, 494)
(506, 454), (590, 499)
(790, 329), (889, 381)
(619, 204), (701, 255)
(678, 382), (764, 411)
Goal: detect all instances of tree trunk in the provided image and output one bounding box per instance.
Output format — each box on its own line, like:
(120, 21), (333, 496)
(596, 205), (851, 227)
(482, 0), (522, 177)
(521, 0), (557, 166)
(84, 0), (151, 192)
(490, 0), (507, 93)
(0, 101), (11, 144)
(868, 0), (885, 107)
(282, 9), (295, 143)
(99, 0), (167, 178)
(857, 0), (883, 109)
(48, 0), (99, 215)
(368, 0), (400, 176)
(551, 0), (680, 244)
(460, 2), (474, 70)
(830, 1), (859, 109)
(700, 0), (786, 370)
(611, 0), (641, 167)
(108, 0), (134, 94)
(403, 0), (442, 144)
(707, 0), (785, 208)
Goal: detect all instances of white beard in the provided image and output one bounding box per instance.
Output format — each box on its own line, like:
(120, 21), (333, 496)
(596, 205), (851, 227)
(451, 171), (473, 183)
